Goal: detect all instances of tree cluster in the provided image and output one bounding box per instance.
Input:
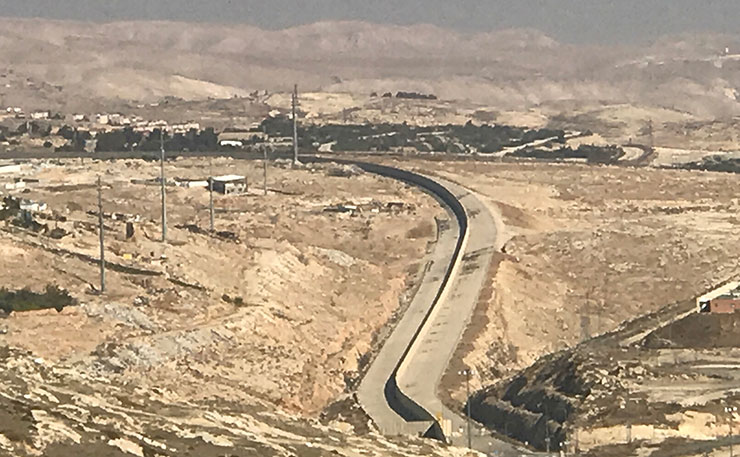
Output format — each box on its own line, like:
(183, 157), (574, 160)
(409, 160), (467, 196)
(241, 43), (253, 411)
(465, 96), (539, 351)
(0, 285), (76, 314)
(395, 91), (438, 100)
(512, 145), (624, 164)
(55, 126), (218, 153)
(277, 119), (566, 155)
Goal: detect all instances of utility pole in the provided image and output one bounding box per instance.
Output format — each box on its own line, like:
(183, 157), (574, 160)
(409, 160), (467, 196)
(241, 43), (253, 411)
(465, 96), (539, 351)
(459, 368), (475, 449)
(263, 146), (268, 196)
(581, 287), (594, 342)
(209, 157), (215, 232)
(159, 129), (167, 242)
(209, 176), (215, 232)
(574, 429), (579, 455)
(596, 272), (606, 335)
(97, 176), (105, 294)
(544, 404), (551, 454)
(292, 84), (299, 167)
(727, 405), (738, 457)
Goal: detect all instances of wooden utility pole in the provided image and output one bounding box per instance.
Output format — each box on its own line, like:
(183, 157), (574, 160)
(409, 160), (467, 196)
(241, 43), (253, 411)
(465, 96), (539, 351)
(97, 176), (106, 293)
(209, 177), (215, 232)
(160, 129), (167, 242)
(292, 84), (299, 166)
(544, 404), (551, 454)
(263, 146), (268, 196)
(209, 157), (215, 232)
(646, 119), (654, 152)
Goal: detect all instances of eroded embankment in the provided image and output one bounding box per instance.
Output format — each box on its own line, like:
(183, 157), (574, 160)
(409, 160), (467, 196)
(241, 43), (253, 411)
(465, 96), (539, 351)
(469, 349), (590, 451)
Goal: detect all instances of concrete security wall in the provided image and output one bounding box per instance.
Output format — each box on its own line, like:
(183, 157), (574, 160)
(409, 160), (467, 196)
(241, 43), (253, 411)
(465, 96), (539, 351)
(308, 156), (469, 437)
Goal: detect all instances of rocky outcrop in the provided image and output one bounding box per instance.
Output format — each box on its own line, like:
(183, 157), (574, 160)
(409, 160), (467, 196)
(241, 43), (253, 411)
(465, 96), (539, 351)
(469, 351), (592, 451)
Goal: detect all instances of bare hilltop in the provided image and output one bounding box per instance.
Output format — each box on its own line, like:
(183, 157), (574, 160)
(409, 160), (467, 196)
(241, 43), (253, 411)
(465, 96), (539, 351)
(1, 17), (740, 119)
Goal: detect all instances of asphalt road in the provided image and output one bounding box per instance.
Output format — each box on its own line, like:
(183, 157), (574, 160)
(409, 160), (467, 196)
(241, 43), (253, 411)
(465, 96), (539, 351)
(349, 163), (529, 456)
(397, 178), (522, 456)
(356, 205), (460, 436)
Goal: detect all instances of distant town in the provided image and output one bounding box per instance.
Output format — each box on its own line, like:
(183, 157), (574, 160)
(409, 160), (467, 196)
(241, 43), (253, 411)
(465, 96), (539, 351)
(0, 102), (633, 164)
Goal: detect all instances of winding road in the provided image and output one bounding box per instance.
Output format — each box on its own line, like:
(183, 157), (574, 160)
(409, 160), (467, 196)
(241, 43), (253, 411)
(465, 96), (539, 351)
(328, 159), (525, 456)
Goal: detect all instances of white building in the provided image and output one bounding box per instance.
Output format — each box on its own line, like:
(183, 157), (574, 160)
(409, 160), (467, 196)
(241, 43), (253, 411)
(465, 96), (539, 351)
(19, 200), (47, 212)
(4, 181), (26, 190)
(0, 164), (22, 174)
(212, 175), (247, 195)
(219, 140), (244, 148)
(30, 111), (50, 120)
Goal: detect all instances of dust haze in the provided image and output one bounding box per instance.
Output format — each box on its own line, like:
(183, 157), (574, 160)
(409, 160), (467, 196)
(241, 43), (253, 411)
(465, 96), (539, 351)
(1, 8), (740, 457)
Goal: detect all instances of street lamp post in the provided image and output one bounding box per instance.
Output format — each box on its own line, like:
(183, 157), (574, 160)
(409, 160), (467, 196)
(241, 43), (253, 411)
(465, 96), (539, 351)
(544, 403), (551, 454)
(459, 368), (476, 449)
(726, 405), (738, 457)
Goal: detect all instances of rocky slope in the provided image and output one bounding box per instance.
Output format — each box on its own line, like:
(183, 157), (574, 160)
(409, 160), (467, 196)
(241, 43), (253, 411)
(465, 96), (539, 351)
(0, 345), (473, 457)
(0, 158), (456, 457)
(467, 296), (740, 457)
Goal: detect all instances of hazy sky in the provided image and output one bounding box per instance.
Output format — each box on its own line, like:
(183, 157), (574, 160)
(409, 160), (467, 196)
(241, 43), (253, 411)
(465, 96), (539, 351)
(0, 0), (738, 44)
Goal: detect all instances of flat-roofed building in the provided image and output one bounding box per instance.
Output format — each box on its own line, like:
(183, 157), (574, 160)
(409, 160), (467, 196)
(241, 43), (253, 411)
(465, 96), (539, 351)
(0, 164), (21, 174)
(698, 282), (740, 313)
(211, 175), (247, 195)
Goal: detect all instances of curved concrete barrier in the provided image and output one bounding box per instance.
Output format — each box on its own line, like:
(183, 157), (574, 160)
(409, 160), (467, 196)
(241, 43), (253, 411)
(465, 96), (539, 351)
(304, 157), (469, 433)
(302, 157), (468, 432)
(312, 158), (524, 455)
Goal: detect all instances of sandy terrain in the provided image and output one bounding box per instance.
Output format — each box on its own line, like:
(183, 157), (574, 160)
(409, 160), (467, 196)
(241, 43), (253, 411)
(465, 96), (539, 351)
(384, 161), (740, 412)
(0, 157), (443, 419)
(5, 153), (740, 457)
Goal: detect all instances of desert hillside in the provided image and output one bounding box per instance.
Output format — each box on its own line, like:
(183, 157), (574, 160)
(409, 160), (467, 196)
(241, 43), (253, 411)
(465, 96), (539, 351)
(1, 18), (739, 118)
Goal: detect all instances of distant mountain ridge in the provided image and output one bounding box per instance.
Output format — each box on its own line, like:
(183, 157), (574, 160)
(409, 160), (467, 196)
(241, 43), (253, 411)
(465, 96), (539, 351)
(0, 17), (738, 118)
(0, 18), (561, 59)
